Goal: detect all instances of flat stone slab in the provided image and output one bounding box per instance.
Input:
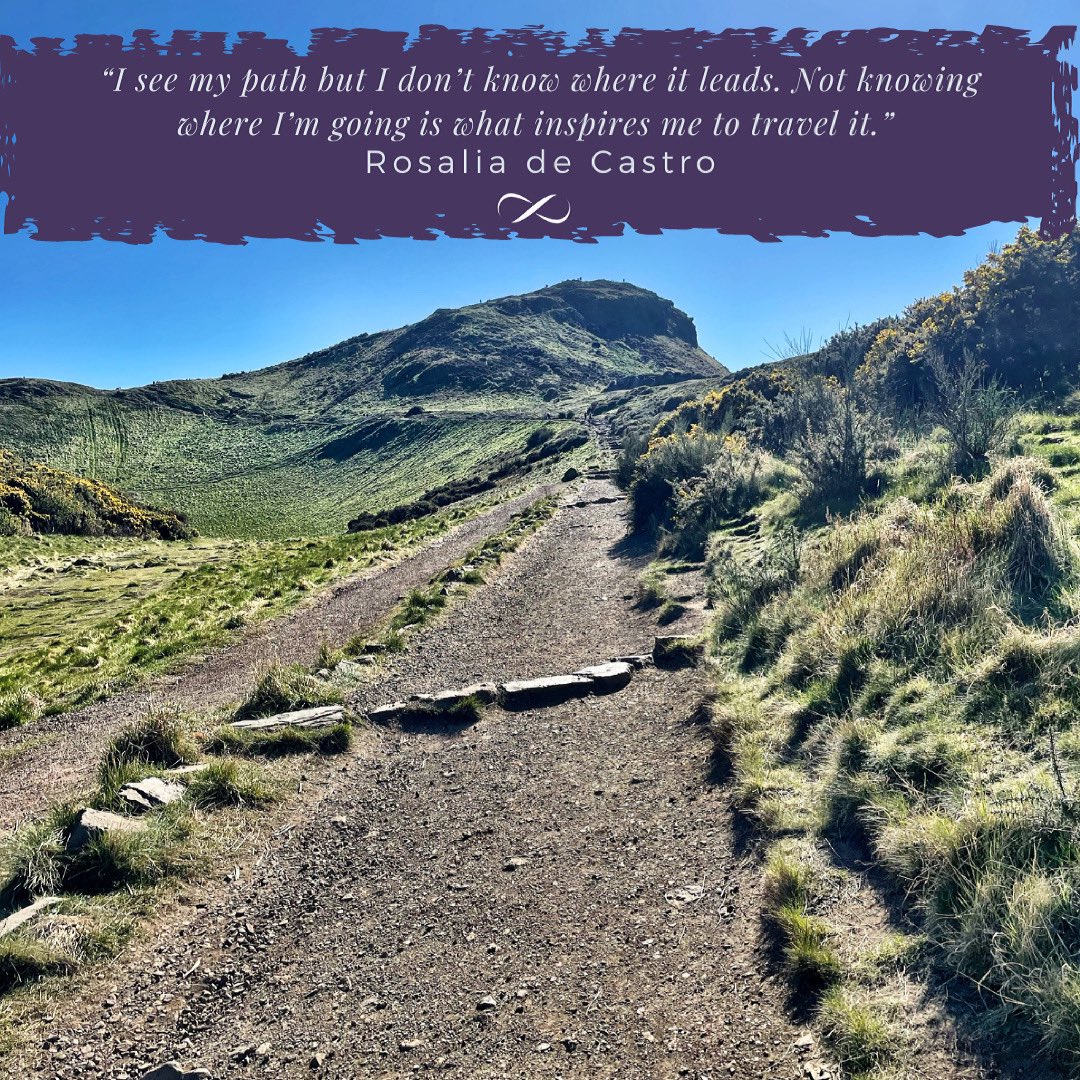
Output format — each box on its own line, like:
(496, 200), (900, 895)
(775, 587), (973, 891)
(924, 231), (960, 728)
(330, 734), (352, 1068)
(499, 674), (593, 708)
(575, 661), (634, 691)
(413, 683), (499, 707)
(118, 776), (184, 813)
(67, 808), (146, 852)
(166, 763), (210, 777)
(0, 896), (62, 940)
(368, 701), (410, 724)
(610, 654), (654, 669)
(230, 705), (344, 731)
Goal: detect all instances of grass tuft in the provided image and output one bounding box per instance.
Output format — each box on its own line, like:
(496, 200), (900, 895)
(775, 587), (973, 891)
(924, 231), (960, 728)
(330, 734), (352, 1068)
(0, 689), (43, 731)
(205, 721), (352, 758)
(185, 759), (277, 809)
(234, 664), (344, 721)
(101, 708), (197, 772)
(818, 985), (903, 1076)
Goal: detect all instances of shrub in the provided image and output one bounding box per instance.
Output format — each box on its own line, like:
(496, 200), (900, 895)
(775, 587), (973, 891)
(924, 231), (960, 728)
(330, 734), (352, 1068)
(927, 348), (1017, 476)
(630, 428), (731, 532)
(615, 431), (649, 489)
(666, 440), (791, 557)
(784, 375), (876, 498)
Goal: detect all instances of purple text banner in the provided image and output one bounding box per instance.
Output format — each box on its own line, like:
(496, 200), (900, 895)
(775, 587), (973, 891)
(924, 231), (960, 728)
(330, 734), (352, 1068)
(0, 25), (1076, 244)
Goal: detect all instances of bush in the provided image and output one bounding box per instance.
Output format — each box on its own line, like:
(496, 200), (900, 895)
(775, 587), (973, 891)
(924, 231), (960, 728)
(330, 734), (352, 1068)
(784, 375), (877, 498)
(629, 428), (730, 531)
(666, 439), (792, 557)
(615, 431), (649, 489)
(927, 348), (1018, 476)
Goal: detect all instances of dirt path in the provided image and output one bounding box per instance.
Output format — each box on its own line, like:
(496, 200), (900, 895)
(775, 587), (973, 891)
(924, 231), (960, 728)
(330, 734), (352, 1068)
(0, 487), (555, 833)
(5, 482), (810, 1080)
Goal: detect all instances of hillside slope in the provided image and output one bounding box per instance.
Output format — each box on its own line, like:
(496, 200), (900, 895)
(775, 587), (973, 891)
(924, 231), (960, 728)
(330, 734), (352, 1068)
(0, 450), (194, 539)
(0, 281), (725, 538)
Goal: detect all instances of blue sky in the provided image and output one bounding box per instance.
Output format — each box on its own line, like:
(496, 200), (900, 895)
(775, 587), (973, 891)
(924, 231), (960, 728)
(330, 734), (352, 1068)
(0, 2), (1076, 387)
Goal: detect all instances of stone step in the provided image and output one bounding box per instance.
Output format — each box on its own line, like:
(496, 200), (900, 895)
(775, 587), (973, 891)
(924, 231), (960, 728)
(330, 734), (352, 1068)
(610, 654), (653, 670)
(0, 896), (62, 940)
(229, 705), (345, 731)
(574, 661), (634, 691)
(653, 635), (705, 668)
(499, 674), (594, 709)
(368, 684), (498, 725)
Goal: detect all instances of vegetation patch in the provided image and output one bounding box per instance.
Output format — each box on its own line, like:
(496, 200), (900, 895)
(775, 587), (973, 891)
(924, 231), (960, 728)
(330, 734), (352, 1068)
(0, 510), (455, 718)
(0, 450), (194, 541)
(204, 721), (353, 758)
(233, 664), (345, 721)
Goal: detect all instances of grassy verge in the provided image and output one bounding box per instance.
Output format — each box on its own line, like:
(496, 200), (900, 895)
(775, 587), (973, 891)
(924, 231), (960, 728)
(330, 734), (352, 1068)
(0, 478), (562, 724)
(704, 428), (1080, 1075)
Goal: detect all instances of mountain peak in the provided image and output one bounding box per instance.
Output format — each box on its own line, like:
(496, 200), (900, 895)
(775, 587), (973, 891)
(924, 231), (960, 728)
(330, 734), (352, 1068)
(484, 279), (700, 347)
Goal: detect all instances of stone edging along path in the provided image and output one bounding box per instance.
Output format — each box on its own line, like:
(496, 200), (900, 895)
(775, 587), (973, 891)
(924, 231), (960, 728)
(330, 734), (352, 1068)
(0, 634), (706, 955)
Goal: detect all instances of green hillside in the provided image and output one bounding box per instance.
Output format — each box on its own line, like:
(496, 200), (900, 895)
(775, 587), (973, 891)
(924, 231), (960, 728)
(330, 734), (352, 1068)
(0, 281), (725, 538)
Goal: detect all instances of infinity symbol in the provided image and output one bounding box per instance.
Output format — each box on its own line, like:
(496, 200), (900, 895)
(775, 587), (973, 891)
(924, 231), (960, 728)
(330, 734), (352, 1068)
(497, 192), (572, 225)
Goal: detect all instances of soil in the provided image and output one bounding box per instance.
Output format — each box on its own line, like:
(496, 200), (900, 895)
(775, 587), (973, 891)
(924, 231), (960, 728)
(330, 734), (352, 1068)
(1, 481), (983, 1080)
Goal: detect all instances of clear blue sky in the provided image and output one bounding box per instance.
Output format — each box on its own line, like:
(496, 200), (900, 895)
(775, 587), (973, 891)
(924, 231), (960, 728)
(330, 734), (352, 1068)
(0, 2), (1076, 387)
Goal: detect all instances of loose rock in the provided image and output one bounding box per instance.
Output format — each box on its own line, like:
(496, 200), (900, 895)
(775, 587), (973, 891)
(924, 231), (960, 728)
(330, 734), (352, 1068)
(499, 674), (592, 709)
(575, 661), (634, 692)
(0, 896), (62, 940)
(67, 808), (146, 852)
(230, 705), (344, 731)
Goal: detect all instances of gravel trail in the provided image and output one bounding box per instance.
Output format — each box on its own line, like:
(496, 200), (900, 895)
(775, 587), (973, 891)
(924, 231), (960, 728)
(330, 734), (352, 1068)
(0, 487), (554, 832)
(5, 481), (809, 1080)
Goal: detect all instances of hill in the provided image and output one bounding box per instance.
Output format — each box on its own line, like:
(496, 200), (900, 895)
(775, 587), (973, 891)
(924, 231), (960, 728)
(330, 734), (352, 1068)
(0, 281), (725, 538)
(0, 450), (194, 539)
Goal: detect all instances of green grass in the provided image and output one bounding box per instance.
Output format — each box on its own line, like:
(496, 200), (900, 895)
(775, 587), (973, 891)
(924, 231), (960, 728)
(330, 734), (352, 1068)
(706, 428), (1080, 1069)
(0, 509), (458, 717)
(184, 760), (277, 808)
(0, 280), (708, 538)
(818, 986), (903, 1078)
(0, 716), (280, 1018)
(233, 664), (344, 721)
(204, 721), (353, 758)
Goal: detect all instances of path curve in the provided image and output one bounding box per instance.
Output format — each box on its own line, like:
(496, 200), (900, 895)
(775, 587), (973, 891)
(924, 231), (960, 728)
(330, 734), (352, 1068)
(0, 486), (555, 832)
